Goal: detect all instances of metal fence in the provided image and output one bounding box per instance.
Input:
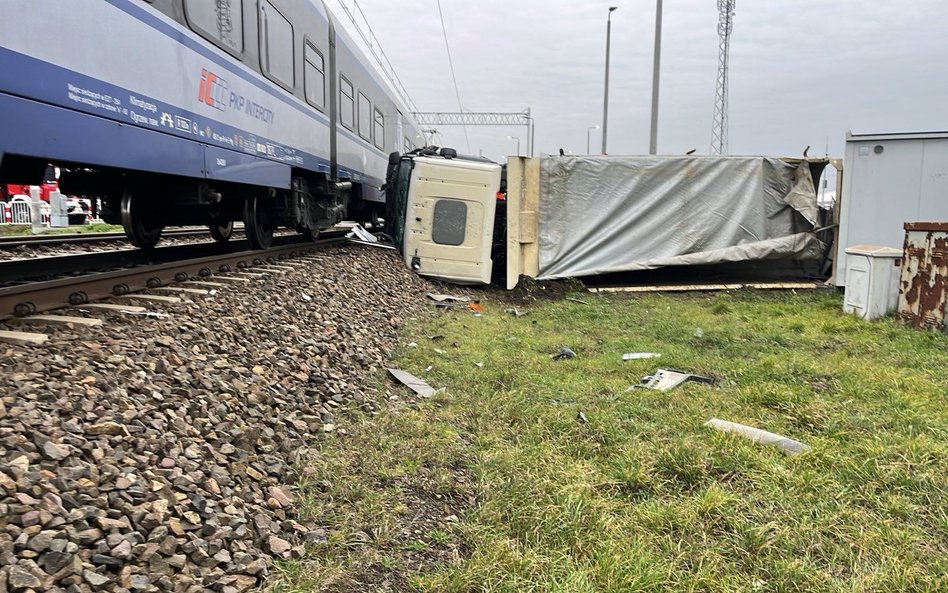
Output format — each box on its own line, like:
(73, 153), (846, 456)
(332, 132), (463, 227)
(2, 201), (50, 225)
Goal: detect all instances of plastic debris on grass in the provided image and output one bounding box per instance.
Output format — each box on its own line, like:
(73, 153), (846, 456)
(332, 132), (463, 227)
(622, 352), (661, 361)
(505, 307), (528, 317)
(705, 418), (811, 455)
(633, 368), (715, 391)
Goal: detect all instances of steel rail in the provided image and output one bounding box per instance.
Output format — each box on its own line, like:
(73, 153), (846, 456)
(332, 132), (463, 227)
(0, 227), (213, 247)
(0, 232), (349, 321)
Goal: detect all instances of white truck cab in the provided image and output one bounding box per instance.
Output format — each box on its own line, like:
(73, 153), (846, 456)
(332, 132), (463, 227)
(386, 150), (502, 285)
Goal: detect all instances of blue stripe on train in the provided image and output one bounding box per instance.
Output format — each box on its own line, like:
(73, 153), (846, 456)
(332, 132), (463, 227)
(0, 49), (385, 189)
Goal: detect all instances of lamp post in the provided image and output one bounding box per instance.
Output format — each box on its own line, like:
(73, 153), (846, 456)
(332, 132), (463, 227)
(507, 135), (520, 156)
(649, 0), (663, 154)
(602, 5), (618, 155)
(587, 125), (600, 154)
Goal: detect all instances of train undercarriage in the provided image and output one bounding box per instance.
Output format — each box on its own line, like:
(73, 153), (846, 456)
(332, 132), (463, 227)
(12, 159), (376, 250)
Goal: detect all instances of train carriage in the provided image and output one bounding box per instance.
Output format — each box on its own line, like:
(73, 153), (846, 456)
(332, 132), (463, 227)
(0, 0), (422, 248)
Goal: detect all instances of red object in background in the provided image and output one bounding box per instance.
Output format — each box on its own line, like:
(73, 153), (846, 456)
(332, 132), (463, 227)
(3, 181), (58, 202)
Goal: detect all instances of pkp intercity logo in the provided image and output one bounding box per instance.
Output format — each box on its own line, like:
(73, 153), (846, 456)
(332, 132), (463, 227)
(198, 69), (228, 112)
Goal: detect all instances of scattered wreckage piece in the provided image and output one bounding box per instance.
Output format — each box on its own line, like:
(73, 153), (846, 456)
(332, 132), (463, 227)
(346, 224), (396, 250)
(551, 346), (576, 361)
(505, 307), (529, 317)
(426, 293), (471, 303)
(635, 369), (714, 391)
(387, 368), (437, 398)
(705, 418), (811, 455)
(622, 352), (661, 361)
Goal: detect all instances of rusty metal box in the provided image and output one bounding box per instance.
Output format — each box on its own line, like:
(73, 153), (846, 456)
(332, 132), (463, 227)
(897, 222), (948, 331)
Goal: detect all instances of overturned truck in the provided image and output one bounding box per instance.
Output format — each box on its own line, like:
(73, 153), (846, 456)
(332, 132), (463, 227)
(385, 151), (831, 288)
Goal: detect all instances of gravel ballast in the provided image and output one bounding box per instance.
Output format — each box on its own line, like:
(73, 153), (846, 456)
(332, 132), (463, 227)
(0, 245), (433, 592)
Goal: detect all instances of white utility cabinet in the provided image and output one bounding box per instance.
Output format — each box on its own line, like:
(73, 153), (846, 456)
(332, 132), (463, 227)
(843, 245), (904, 320)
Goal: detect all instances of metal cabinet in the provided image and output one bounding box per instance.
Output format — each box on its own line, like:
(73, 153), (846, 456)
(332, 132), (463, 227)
(897, 222), (948, 331)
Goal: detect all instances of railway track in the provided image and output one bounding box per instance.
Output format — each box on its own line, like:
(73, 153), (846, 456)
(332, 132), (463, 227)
(0, 230), (351, 322)
(0, 227), (212, 247)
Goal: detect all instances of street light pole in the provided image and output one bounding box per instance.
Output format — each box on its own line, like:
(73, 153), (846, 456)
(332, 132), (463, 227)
(507, 135), (520, 156)
(649, 0), (663, 155)
(587, 125), (600, 154)
(602, 6), (617, 155)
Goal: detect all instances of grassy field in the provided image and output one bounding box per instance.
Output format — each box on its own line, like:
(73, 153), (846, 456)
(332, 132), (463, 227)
(279, 288), (948, 592)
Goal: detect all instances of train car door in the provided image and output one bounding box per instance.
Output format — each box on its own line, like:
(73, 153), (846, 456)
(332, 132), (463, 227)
(402, 156), (502, 284)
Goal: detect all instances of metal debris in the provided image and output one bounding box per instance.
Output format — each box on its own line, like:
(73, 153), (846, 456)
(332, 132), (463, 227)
(551, 346), (576, 361)
(346, 223), (378, 243)
(387, 368), (437, 398)
(705, 418), (811, 455)
(567, 298), (590, 305)
(622, 352), (661, 361)
(505, 307), (528, 317)
(638, 369), (714, 391)
(577, 411), (588, 423)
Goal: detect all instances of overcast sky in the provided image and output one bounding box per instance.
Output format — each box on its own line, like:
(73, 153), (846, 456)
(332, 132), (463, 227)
(333, 0), (947, 163)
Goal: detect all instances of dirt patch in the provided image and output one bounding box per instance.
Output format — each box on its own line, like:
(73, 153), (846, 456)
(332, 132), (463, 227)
(495, 275), (583, 305)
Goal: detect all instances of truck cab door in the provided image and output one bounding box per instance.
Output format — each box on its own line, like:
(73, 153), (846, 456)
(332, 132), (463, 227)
(403, 157), (502, 285)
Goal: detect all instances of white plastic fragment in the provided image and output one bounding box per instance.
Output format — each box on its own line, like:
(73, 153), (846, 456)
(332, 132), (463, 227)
(346, 223), (378, 243)
(407, 342), (418, 348)
(474, 362), (484, 368)
(426, 293), (470, 303)
(387, 368), (437, 398)
(705, 418), (811, 455)
(639, 369), (714, 391)
(301, 293), (312, 302)
(434, 348), (446, 355)
(622, 352), (661, 361)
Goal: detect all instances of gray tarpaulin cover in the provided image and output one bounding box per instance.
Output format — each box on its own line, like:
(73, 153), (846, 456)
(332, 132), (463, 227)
(537, 156), (824, 279)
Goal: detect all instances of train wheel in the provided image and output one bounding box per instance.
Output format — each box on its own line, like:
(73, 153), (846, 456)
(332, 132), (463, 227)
(209, 221), (234, 243)
(120, 192), (162, 249)
(244, 196), (273, 249)
(301, 227), (320, 242)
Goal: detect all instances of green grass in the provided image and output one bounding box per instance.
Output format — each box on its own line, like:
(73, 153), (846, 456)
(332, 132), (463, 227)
(0, 222), (122, 236)
(280, 289), (948, 592)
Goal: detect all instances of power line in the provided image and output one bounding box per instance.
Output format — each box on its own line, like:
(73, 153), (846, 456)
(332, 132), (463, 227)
(335, 0), (421, 116)
(436, 0), (470, 152)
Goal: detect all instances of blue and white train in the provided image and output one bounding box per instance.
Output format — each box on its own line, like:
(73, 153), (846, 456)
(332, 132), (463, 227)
(0, 0), (422, 248)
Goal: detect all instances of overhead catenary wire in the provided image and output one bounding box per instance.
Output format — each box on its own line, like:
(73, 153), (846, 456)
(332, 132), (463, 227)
(436, 0), (471, 153)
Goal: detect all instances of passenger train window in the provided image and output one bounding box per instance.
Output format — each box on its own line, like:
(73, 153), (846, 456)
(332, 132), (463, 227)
(184, 0), (244, 54)
(340, 77), (355, 130)
(373, 109), (385, 149)
(304, 42), (325, 110)
(260, 1), (294, 89)
(358, 93), (371, 141)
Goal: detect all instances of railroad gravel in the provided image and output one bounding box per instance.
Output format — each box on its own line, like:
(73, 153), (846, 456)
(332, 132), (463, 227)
(0, 229), (298, 262)
(0, 244), (434, 592)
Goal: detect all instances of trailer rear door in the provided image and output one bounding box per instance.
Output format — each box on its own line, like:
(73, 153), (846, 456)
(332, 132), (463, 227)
(403, 157), (501, 284)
